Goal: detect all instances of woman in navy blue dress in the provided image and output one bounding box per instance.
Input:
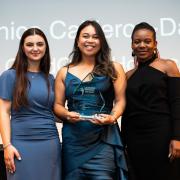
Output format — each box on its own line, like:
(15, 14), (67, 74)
(0, 28), (61, 180)
(54, 20), (128, 180)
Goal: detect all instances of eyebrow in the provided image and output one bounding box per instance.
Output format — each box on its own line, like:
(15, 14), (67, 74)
(82, 33), (98, 36)
(25, 41), (45, 44)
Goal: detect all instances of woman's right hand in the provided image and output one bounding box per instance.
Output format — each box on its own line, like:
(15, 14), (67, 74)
(4, 144), (21, 173)
(66, 111), (80, 123)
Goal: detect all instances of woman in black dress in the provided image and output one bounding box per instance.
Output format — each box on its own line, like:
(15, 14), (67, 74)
(121, 22), (180, 180)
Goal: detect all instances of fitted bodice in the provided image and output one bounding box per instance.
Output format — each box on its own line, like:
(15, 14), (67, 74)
(0, 69), (58, 140)
(123, 65), (171, 122)
(65, 72), (114, 116)
(62, 71), (115, 144)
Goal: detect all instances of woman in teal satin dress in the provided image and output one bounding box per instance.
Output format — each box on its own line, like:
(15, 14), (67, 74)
(54, 20), (128, 180)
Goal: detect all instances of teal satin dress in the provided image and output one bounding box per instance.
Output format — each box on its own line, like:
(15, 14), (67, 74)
(62, 71), (127, 180)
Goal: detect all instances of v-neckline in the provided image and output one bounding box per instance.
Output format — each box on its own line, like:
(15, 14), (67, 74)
(67, 71), (94, 83)
(68, 72), (82, 81)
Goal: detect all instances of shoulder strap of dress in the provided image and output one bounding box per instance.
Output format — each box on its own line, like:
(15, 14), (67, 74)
(63, 65), (70, 83)
(66, 65), (70, 72)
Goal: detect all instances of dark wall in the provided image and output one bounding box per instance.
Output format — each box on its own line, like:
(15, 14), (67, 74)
(0, 145), (7, 180)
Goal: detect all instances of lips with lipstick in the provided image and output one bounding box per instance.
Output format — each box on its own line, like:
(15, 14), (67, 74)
(84, 44), (96, 51)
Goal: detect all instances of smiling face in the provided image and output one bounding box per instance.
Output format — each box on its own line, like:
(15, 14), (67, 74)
(132, 28), (157, 62)
(77, 25), (101, 58)
(23, 34), (46, 63)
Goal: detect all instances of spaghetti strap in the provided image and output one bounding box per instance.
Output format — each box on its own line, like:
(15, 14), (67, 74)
(64, 65), (70, 83)
(66, 65), (70, 72)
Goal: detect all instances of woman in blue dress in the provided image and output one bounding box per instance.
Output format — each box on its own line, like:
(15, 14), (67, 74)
(0, 28), (61, 180)
(54, 20), (128, 180)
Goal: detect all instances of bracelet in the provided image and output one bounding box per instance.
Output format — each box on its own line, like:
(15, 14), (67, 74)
(113, 120), (117, 124)
(3, 142), (11, 149)
(110, 115), (117, 124)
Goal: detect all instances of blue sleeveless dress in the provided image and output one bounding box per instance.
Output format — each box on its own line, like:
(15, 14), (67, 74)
(0, 69), (61, 180)
(62, 71), (127, 180)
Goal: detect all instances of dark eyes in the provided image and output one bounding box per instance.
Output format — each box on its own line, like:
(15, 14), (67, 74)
(93, 36), (99, 39)
(133, 40), (152, 44)
(25, 42), (45, 47)
(82, 35), (89, 38)
(82, 34), (99, 39)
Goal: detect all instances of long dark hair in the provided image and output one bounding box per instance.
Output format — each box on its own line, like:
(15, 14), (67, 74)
(11, 28), (51, 110)
(69, 20), (117, 80)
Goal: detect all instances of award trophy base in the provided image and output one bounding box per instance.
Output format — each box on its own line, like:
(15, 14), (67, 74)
(79, 114), (100, 121)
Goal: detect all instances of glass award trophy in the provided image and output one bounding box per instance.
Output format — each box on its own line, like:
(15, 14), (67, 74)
(72, 72), (105, 121)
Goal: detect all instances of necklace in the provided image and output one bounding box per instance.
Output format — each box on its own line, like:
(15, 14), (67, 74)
(28, 71), (40, 79)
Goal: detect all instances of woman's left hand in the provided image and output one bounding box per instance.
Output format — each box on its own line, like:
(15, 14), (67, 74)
(169, 140), (180, 161)
(90, 114), (117, 125)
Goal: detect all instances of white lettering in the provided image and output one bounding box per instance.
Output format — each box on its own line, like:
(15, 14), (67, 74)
(123, 24), (134, 38)
(102, 24), (113, 38)
(68, 25), (78, 39)
(0, 26), (8, 40)
(16, 26), (27, 39)
(50, 20), (66, 39)
(160, 18), (176, 36)
(10, 22), (15, 40)
(115, 24), (123, 38)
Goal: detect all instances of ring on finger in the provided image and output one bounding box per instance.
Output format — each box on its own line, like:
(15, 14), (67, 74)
(7, 168), (11, 173)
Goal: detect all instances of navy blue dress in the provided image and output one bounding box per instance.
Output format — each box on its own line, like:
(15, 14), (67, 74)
(0, 69), (61, 180)
(62, 71), (127, 180)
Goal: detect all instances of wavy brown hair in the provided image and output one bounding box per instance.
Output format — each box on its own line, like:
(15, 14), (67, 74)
(11, 28), (51, 110)
(68, 20), (117, 80)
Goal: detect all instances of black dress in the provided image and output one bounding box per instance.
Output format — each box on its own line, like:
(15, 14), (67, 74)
(121, 59), (176, 180)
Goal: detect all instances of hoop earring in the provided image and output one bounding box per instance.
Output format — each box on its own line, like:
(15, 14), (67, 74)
(134, 55), (138, 67)
(132, 51), (138, 67)
(154, 49), (160, 58)
(157, 49), (160, 58)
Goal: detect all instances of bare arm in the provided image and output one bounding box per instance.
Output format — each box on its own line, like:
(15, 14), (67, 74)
(126, 68), (136, 80)
(110, 62), (127, 120)
(0, 99), (11, 148)
(165, 60), (180, 77)
(163, 60), (180, 159)
(54, 67), (80, 123)
(0, 99), (21, 173)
